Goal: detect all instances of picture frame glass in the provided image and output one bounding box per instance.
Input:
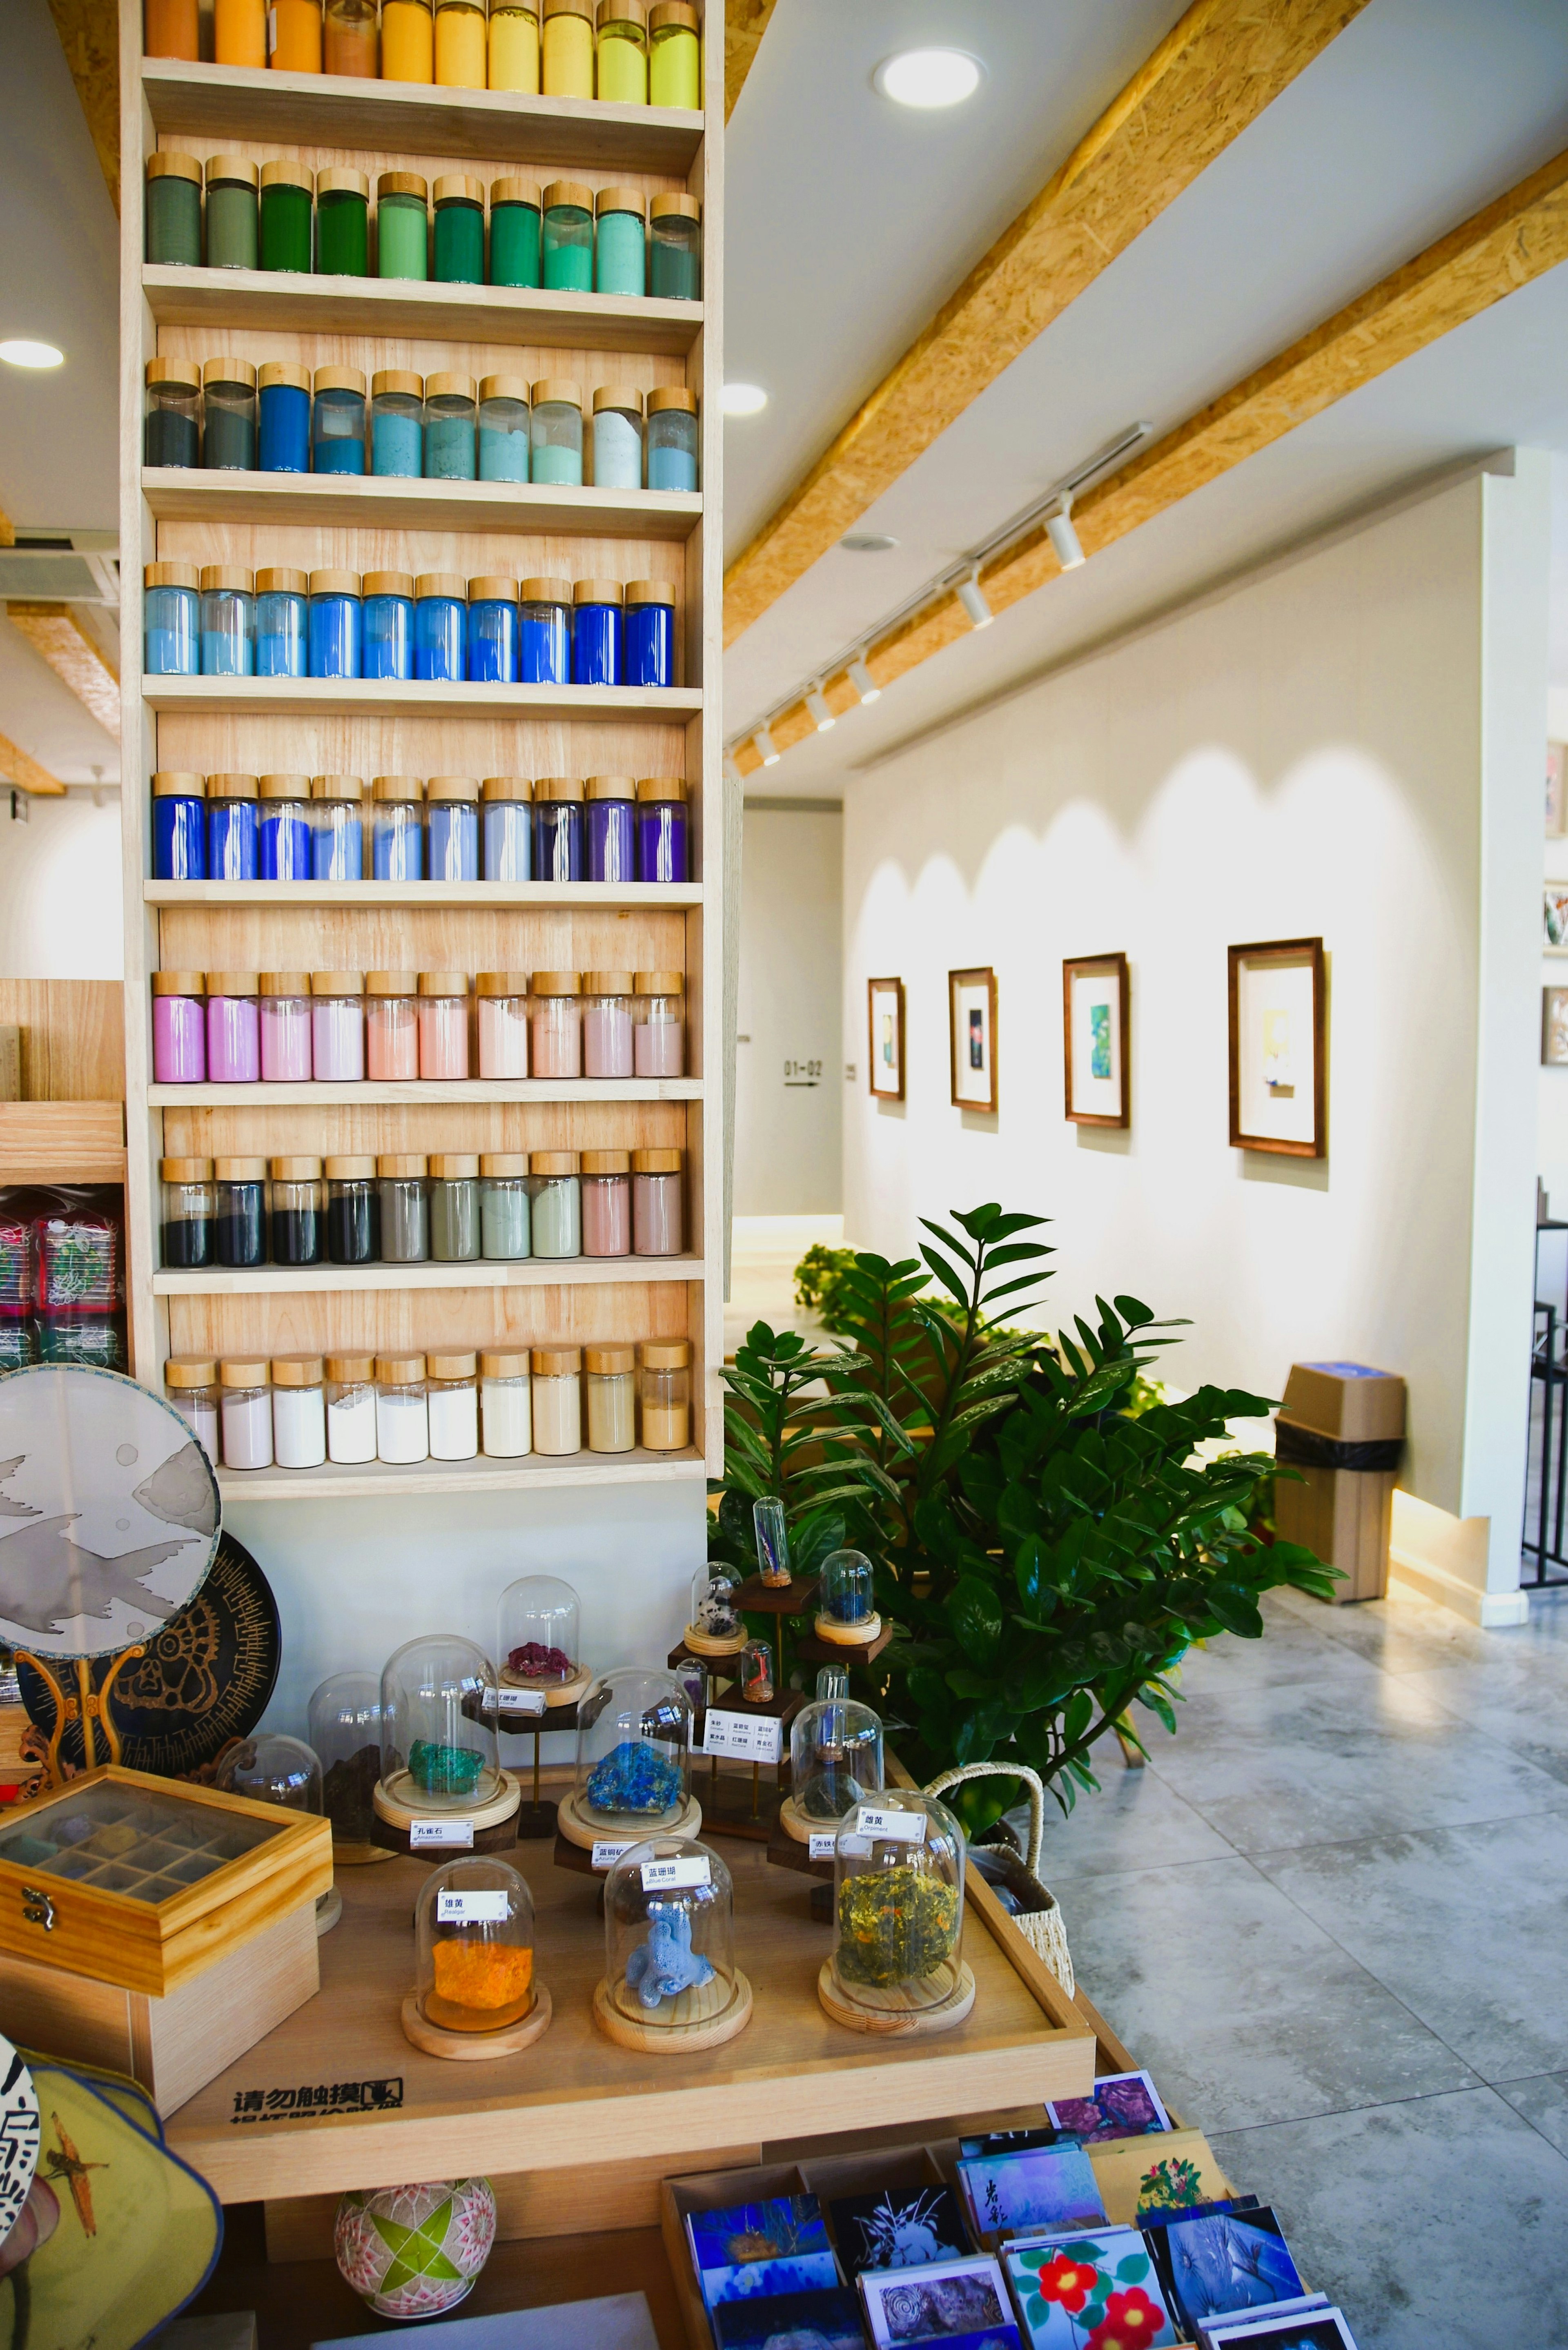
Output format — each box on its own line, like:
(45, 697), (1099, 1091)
(1545, 987), (1568, 1067)
(1068, 965), (1123, 1119)
(951, 974), (994, 1107)
(1236, 951), (1318, 1148)
(868, 982), (903, 1098)
(1546, 885), (1568, 953)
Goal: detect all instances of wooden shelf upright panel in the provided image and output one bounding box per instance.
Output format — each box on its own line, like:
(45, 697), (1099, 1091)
(118, 1), (724, 1495)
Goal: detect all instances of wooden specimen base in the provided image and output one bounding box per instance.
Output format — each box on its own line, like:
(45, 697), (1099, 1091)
(401, 1981), (554, 2061)
(813, 1613), (883, 1647)
(679, 1625), (748, 1658)
(556, 1788), (703, 1853)
(333, 1838), (396, 1867)
(592, 1968), (753, 2053)
(795, 1621), (895, 1668)
(777, 1795), (834, 1848)
(499, 1666), (595, 1706)
(372, 1771), (521, 1857)
(315, 1887), (343, 1936)
(733, 1574), (820, 1615)
(817, 1958), (978, 2038)
(516, 1800), (562, 1840)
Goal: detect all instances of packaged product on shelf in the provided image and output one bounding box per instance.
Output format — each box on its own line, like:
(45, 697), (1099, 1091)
(366, 972), (420, 1077)
(258, 361), (311, 471)
(597, 0), (648, 102)
(429, 1156), (481, 1260)
(481, 775), (533, 878)
(633, 969), (686, 1073)
(258, 777), (312, 881)
(309, 569), (362, 678)
(312, 773), (365, 879)
(268, 0), (323, 70)
(363, 571), (416, 674)
(414, 571), (468, 677)
(595, 186), (646, 296)
(585, 1343), (636, 1450)
(269, 1155), (325, 1264)
(466, 583), (518, 684)
(325, 1156), (380, 1262)
(648, 0), (700, 107)
(490, 3), (541, 91)
(435, 0), (488, 88)
(258, 160), (314, 272)
(626, 582), (677, 690)
(480, 1346), (533, 1452)
(312, 364), (369, 472)
(427, 774), (482, 873)
(151, 771), (205, 882)
(585, 778), (636, 881)
(144, 560), (198, 675)
(581, 1150), (631, 1255)
(165, 1356), (220, 1457)
(418, 971), (471, 1078)
(425, 369), (481, 471)
(145, 0), (199, 62)
(215, 0), (267, 70)
(205, 969), (261, 1082)
(144, 358), (200, 467)
(479, 1156), (531, 1256)
(640, 1338), (690, 1449)
(534, 781), (585, 880)
(160, 1154), (215, 1268)
(648, 196), (701, 302)
(530, 1151), (582, 1256)
(258, 970), (313, 1078)
(489, 179), (541, 283)
(316, 169), (370, 276)
(542, 178), (595, 291)
(199, 564), (255, 675)
(478, 377), (531, 481)
(325, 0), (381, 74)
(221, 1357), (274, 1469)
(312, 972), (367, 1079)
(325, 1352), (379, 1462)
(375, 178), (428, 281)
(215, 1157), (267, 1265)
(370, 376), (424, 477)
(529, 388), (584, 489)
(476, 976), (531, 1078)
(572, 578), (624, 684)
(256, 567), (309, 675)
(382, 0), (436, 81)
(520, 573), (574, 676)
(272, 1356), (328, 1469)
(370, 778), (424, 879)
(582, 971), (635, 1074)
(426, 1350), (480, 1458)
(531, 1345), (583, 1452)
(433, 174), (486, 283)
(529, 969), (585, 1065)
(377, 1155), (430, 1261)
(592, 385), (644, 489)
(632, 1146), (683, 1254)
(375, 1354), (430, 1461)
(206, 154), (261, 270)
(541, 0), (594, 98)
(207, 773), (259, 879)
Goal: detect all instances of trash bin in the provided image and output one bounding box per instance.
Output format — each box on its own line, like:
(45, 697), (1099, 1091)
(1274, 1360), (1406, 1603)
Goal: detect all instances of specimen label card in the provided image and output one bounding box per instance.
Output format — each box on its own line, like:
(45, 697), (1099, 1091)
(856, 1805), (924, 1842)
(495, 1687), (548, 1715)
(437, 1890), (509, 1923)
(703, 1707), (783, 1763)
(592, 1839), (634, 1870)
(641, 1855), (710, 1891)
(809, 1831), (838, 1860)
(410, 1818), (474, 1849)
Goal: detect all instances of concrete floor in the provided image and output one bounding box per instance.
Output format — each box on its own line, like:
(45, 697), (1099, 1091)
(1041, 1581), (1568, 2350)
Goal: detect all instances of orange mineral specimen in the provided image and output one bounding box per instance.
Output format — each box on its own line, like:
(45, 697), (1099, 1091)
(432, 1937), (533, 2012)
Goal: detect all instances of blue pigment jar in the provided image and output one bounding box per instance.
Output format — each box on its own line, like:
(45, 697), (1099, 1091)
(518, 575), (572, 683)
(143, 562), (199, 675)
(532, 776), (584, 882)
(646, 385), (698, 491)
(258, 774), (312, 881)
(625, 577), (675, 688)
(585, 773), (635, 882)
(466, 577), (518, 683)
(414, 572), (466, 682)
(207, 773), (259, 881)
(258, 360), (311, 473)
(371, 774), (424, 880)
(151, 771), (206, 881)
(255, 566), (308, 678)
(571, 579), (623, 686)
(371, 370), (424, 477)
(477, 375), (530, 483)
(482, 776), (532, 880)
(635, 775), (688, 882)
(362, 570), (415, 680)
(308, 570), (362, 679)
(201, 357), (256, 470)
(423, 372), (477, 481)
(312, 774), (363, 881)
(312, 364), (368, 476)
(426, 777), (480, 881)
(199, 565), (255, 676)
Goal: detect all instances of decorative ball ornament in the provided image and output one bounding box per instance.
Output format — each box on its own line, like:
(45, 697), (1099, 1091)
(334, 2176), (496, 2319)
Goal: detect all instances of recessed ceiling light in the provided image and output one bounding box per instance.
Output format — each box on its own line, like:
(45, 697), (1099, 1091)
(0, 340), (64, 370)
(840, 533), (899, 554)
(722, 382), (768, 417)
(874, 49), (982, 110)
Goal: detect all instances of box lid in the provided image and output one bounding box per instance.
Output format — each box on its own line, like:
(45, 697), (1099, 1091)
(1281, 1361), (1406, 1441)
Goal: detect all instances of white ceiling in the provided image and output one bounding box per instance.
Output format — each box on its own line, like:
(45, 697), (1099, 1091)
(724, 0), (1568, 777)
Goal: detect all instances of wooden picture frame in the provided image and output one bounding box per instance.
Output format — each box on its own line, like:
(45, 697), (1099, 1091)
(1062, 953), (1129, 1128)
(1544, 987), (1568, 1067)
(949, 967), (998, 1113)
(866, 978), (906, 1100)
(1227, 937), (1325, 1157)
(1546, 885), (1568, 954)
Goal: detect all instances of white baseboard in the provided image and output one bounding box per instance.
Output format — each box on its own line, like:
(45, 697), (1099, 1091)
(1389, 1546), (1530, 1628)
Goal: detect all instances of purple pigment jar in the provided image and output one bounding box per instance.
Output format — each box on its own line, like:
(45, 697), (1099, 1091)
(205, 971), (261, 1084)
(151, 971), (207, 1084)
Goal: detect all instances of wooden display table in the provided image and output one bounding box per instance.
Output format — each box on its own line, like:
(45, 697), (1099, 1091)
(164, 1826), (1095, 2250)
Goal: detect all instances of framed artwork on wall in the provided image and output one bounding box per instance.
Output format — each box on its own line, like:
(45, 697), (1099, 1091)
(1544, 988), (1568, 1067)
(949, 966), (998, 1112)
(1546, 886), (1568, 953)
(1548, 743), (1566, 836)
(866, 978), (906, 1099)
(1062, 952), (1129, 1127)
(1227, 936), (1325, 1157)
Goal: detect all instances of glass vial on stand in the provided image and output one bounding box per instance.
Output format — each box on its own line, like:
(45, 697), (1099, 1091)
(753, 1495), (792, 1588)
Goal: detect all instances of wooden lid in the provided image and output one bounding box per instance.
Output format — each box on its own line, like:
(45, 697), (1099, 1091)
(466, 577), (515, 605)
(519, 574), (572, 603)
(257, 773), (310, 799)
(159, 1156), (212, 1181)
(309, 568), (362, 597)
(574, 578), (624, 605)
(479, 1153), (530, 1177)
(586, 1345), (637, 1374)
(268, 1154), (322, 1178)
(151, 771), (203, 797)
(633, 1148), (682, 1172)
(543, 0), (592, 23)
(199, 564), (253, 594)
(145, 560), (198, 590)
(365, 969), (418, 994)
(581, 1149), (630, 1173)
(254, 565), (309, 596)
(311, 772), (363, 800)
(202, 355), (256, 389)
(165, 1356), (219, 1385)
(316, 166), (368, 200)
(214, 1156), (267, 1178)
(597, 185), (646, 218)
(635, 968), (684, 992)
(258, 970), (312, 994)
(433, 173), (484, 207)
(636, 774), (686, 799)
(423, 373), (475, 405)
(377, 1154), (428, 1178)
(626, 579), (675, 607)
(598, 0), (647, 24)
(532, 777), (584, 804)
(259, 158), (313, 193)
(429, 1154), (480, 1179)
(490, 177), (541, 207)
(477, 374), (530, 404)
(272, 1354), (325, 1387)
(204, 153), (258, 187)
(427, 1350), (478, 1380)
(426, 773), (481, 800)
(583, 970), (633, 993)
(378, 170), (428, 201)
(362, 569), (415, 598)
(258, 360), (311, 396)
(312, 364), (367, 397)
(480, 1347), (530, 1376)
(376, 1353), (426, 1383)
(649, 0), (699, 29)
(323, 1154), (376, 1177)
(641, 1339), (691, 1367)
(312, 969), (365, 993)
(592, 383), (643, 417)
(419, 970), (469, 996)
(475, 971), (529, 995)
(415, 570), (468, 599)
(530, 1150), (579, 1175)
(482, 775), (532, 802)
(326, 1350), (377, 1381)
(372, 775), (423, 802)
(585, 775), (635, 802)
(530, 970), (580, 995)
(206, 772), (258, 799)
(646, 384), (698, 416)
(221, 1358), (271, 1386)
(531, 1345), (582, 1373)
(145, 357), (201, 392)
(649, 192), (700, 224)
(152, 970), (206, 993)
(529, 381), (579, 410)
(205, 969), (258, 993)
(370, 374), (423, 406)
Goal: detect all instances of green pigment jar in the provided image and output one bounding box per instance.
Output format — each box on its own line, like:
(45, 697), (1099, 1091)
(205, 154), (259, 270)
(595, 185), (646, 297)
(541, 177), (593, 295)
(376, 171), (428, 280)
(648, 190), (700, 301)
(259, 159), (314, 275)
(316, 165), (370, 277)
(145, 151), (203, 267)
(488, 176), (541, 290)
(432, 172), (484, 285)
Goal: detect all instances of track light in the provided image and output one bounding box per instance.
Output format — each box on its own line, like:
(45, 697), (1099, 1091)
(754, 725), (780, 767)
(806, 682), (836, 732)
(1046, 495), (1086, 572)
(848, 655), (881, 706)
(956, 568), (993, 629)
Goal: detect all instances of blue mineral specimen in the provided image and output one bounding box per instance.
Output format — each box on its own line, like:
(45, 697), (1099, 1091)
(625, 1900), (715, 2009)
(586, 1737), (681, 1815)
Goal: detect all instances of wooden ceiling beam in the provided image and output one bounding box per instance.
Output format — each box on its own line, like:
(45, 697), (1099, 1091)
(733, 145), (1568, 776)
(723, 0), (1372, 647)
(46, 0), (120, 215)
(5, 602), (120, 737)
(725, 0), (778, 123)
(0, 734), (67, 797)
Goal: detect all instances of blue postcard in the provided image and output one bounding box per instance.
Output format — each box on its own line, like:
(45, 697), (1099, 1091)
(957, 2148), (1106, 2250)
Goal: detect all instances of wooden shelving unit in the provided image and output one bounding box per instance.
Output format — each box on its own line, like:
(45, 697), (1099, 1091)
(119, 7), (724, 1495)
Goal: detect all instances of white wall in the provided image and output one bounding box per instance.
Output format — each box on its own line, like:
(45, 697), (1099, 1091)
(0, 791), (122, 978)
(733, 800), (843, 1214)
(843, 466), (1549, 1608)
(1540, 681), (1568, 1219)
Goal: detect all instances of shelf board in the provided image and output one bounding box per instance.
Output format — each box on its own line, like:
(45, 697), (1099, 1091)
(144, 264), (702, 356)
(152, 1252), (704, 1295)
(142, 676), (701, 719)
(0, 1102), (125, 1185)
(142, 56), (706, 174)
(144, 878), (702, 909)
(216, 1444), (704, 1502)
(148, 1078), (703, 1105)
(142, 468), (702, 540)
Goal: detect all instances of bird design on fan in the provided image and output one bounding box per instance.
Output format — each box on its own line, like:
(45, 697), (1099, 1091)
(624, 1900), (714, 2009)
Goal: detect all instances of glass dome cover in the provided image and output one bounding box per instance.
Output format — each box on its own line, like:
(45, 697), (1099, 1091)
(832, 1786), (966, 2001)
(380, 1633), (502, 1812)
(789, 1696), (884, 1823)
(308, 1670), (383, 1852)
(215, 1731), (322, 1814)
(497, 1574), (583, 1689)
(603, 1835), (737, 2031)
(573, 1666), (693, 1831)
(686, 1563), (745, 1653)
(816, 1546), (881, 1643)
(414, 1856), (536, 2033)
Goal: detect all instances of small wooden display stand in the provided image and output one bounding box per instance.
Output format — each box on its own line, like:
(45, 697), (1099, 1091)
(817, 1955), (978, 2038)
(592, 1967), (753, 2053)
(812, 1610), (883, 1647)
(680, 1621), (748, 1659)
(795, 1620), (896, 1669)
(472, 1689), (588, 1839)
(401, 1980), (554, 2062)
(372, 1770), (522, 1857)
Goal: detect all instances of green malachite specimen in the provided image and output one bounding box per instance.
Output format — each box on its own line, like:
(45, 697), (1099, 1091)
(408, 1739), (484, 1797)
(836, 1864), (958, 1987)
